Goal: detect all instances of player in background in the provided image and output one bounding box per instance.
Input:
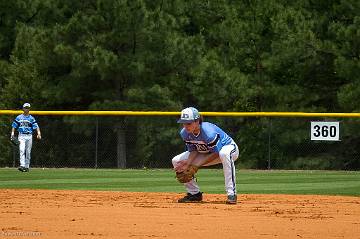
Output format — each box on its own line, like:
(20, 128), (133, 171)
(11, 103), (41, 172)
(172, 107), (240, 204)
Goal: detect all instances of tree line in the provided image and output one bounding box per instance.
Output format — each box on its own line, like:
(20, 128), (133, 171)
(0, 0), (359, 169)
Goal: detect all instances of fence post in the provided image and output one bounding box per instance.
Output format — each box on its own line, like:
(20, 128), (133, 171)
(95, 118), (99, 169)
(267, 117), (272, 170)
(116, 120), (126, 169)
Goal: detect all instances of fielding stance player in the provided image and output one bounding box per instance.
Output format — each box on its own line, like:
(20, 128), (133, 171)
(172, 107), (239, 204)
(11, 103), (41, 172)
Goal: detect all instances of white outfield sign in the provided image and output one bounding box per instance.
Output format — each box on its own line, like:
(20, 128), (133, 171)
(311, 121), (340, 141)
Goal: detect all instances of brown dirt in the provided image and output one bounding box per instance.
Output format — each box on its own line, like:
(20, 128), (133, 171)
(0, 189), (359, 239)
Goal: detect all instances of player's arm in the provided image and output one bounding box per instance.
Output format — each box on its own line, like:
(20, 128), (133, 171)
(32, 117), (41, 139)
(10, 118), (19, 139)
(175, 151), (198, 172)
(10, 128), (15, 139)
(185, 151), (198, 166)
(202, 152), (220, 165)
(36, 127), (41, 140)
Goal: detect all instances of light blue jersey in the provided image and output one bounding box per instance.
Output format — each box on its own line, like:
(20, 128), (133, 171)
(180, 122), (233, 153)
(12, 114), (38, 134)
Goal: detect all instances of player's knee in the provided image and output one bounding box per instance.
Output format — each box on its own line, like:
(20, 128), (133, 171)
(172, 155), (181, 167)
(219, 151), (228, 161)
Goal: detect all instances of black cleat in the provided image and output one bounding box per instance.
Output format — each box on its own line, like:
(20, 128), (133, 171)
(18, 167), (25, 172)
(226, 194), (237, 204)
(178, 192), (203, 203)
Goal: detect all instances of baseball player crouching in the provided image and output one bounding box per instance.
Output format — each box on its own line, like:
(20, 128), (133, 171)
(11, 103), (41, 172)
(172, 107), (239, 204)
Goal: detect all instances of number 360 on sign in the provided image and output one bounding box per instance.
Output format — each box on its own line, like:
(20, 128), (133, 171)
(310, 121), (340, 141)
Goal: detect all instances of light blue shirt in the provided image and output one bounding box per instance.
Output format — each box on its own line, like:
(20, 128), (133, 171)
(180, 122), (233, 153)
(12, 114), (39, 134)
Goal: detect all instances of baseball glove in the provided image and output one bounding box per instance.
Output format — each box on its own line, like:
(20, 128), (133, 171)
(10, 137), (19, 146)
(176, 165), (199, 183)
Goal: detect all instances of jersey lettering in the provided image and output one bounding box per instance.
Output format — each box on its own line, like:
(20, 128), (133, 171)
(20, 121), (31, 128)
(195, 144), (208, 152)
(185, 141), (210, 153)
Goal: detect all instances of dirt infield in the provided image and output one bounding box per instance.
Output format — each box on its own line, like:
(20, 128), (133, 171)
(0, 189), (359, 239)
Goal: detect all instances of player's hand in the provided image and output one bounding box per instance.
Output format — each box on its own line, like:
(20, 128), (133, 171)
(174, 160), (189, 172)
(10, 134), (15, 141)
(37, 134), (42, 140)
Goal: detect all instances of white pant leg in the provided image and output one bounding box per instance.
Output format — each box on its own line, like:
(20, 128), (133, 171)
(218, 142), (239, 196)
(18, 135), (32, 168)
(25, 136), (33, 168)
(172, 151), (200, 195)
(18, 136), (26, 168)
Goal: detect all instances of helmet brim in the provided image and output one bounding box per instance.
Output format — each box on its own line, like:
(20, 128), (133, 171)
(177, 119), (196, 124)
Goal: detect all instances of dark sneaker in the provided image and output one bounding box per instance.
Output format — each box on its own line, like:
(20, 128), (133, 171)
(226, 194), (237, 204)
(23, 168), (29, 172)
(178, 192), (203, 203)
(18, 167), (25, 172)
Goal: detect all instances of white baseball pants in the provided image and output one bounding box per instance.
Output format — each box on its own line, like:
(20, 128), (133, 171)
(18, 134), (33, 168)
(172, 141), (239, 196)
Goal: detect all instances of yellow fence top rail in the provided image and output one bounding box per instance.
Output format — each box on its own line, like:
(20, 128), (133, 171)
(0, 110), (179, 116)
(1, 110), (360, 118)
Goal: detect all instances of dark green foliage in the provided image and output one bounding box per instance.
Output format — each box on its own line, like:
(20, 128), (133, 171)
(0, 1), (360, 169)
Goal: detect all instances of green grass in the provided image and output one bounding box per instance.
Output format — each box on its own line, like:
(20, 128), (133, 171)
(0, 168), (359, 196)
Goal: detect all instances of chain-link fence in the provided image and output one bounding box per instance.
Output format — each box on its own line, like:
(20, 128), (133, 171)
(1, 114), (359, 170)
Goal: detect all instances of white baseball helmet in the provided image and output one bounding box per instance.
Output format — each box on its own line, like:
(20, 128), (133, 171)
(177, 107), (200, 123)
